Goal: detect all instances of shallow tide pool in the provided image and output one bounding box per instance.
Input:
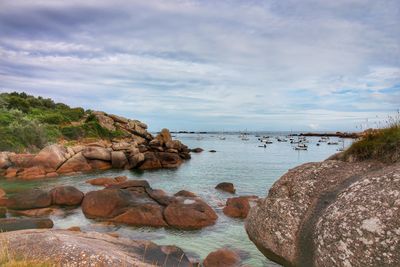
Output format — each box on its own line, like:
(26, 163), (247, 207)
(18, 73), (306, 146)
(0, 133), (353, 266)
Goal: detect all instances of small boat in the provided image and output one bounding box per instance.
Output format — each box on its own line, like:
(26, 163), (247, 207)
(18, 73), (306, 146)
(295, 146), (307, 150)
(328, 142), (339, 145)
(219, 136), (226, 140)
(319, 136), (329, 142)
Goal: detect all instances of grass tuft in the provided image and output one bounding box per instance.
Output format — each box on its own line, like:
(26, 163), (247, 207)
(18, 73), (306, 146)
(344, 111), (400, 163)
(0, 239), (55, 267)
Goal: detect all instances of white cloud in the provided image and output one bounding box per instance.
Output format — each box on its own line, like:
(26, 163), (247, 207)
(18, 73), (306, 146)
(0, 0), (399, 131)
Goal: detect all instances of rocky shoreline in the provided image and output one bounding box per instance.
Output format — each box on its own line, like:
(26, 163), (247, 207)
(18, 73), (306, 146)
(0, 112), (193, 180)
(0, 178), (252, 266)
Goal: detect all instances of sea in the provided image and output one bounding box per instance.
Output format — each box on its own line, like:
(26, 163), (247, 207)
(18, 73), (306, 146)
(0, 132), (354, 266)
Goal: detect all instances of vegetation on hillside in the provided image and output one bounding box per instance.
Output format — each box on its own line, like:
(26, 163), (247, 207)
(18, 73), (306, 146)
(0, 92), (126, 152)
(344, 112), (400, 163)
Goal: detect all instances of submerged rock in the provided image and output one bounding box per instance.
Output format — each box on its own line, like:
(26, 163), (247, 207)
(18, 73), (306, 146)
(0, 229), (193, 266)
(245, 160), (400, 267)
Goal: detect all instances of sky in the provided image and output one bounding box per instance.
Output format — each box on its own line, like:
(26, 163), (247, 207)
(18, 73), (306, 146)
(0, 0), (399, 132)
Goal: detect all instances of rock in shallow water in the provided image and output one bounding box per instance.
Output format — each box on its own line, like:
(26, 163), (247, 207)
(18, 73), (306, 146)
(223, 196), (257, 219)
(0, 218), (53, 232)
(1, 186), (84, 210)
(50, 186), (84, 206)
(203, 248), (241, 267)
(245, 160), (400, 267)
(215, 182), (236, 194)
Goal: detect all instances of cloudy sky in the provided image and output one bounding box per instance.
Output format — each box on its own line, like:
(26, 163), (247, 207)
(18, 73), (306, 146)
(0, 0), (399, 131)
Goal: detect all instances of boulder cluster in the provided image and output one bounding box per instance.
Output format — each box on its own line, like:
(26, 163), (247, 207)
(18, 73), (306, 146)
(0, 113), (191, 180)
(82, 180), (218, 230)
(0, 179), (218, 231)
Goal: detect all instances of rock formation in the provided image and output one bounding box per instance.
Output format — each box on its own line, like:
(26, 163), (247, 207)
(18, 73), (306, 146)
(246, 159), (400, 267)
(0, 113), (191, 179)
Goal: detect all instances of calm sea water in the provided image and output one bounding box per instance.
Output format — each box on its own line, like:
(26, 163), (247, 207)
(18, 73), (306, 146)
(0, 132), (353, 266)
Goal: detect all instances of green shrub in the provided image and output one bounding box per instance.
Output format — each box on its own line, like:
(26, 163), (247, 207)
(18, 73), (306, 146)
(61, 125), (85, 140)
(63, 107), (85, 121)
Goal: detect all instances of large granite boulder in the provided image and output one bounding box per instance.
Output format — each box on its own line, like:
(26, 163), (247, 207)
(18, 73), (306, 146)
(93, 112), (116, 131)
(0, 229), (192, 266)
(111, 151), (128, 168)
(164, 196), (218, 230)
(155, 128), (172, 145)
(4, 189), (52, 210)
(245, 160), (399, 267)
(82, 189), (132, 219)
(30, 144), (67, 172)
(8, 153), (35, 168)
(82, 146), (111, 161)
(50, 186), (84, 206)
(2, 186), (83, 210)
(139, 152), (162, 170)
(57, 152), (92, 174)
